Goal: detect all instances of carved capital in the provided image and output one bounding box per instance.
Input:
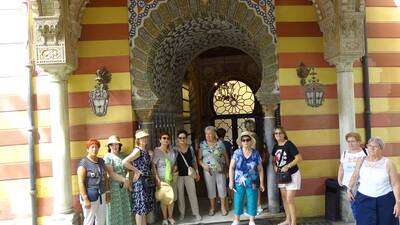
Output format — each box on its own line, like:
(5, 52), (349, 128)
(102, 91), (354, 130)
(36, 64), (75, 82)
(312, 0), (365, 66)
(335, 61), (353, 73)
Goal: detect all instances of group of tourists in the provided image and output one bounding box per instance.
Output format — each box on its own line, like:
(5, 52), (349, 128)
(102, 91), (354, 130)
(76, 121), (399, 225)
(338, 132), (400, 225)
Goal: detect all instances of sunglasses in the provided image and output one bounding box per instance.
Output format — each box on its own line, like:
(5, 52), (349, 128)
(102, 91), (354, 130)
(178, 136), (186, 139)
(241, 138), (251, 142)
(161, 136), (170, 140)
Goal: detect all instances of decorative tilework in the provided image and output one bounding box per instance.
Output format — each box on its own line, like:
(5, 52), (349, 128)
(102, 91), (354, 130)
(128, 0), (276, 42)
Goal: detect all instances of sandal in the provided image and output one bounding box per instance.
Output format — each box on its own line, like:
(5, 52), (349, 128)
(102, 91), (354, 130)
(222, 209), (228, 216)
(168, 218), (176, 225)
(208, 209), (215, 216)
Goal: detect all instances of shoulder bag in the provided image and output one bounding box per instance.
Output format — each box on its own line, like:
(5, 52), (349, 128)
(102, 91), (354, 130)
(178, 150), (197, 179)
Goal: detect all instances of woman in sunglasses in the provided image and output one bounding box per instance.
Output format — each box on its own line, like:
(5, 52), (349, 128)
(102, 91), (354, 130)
(174, 129), (201, 221)
(272, 127), (302, 225)
(153, 131), (178, 225)
(229, 131), (265, 225)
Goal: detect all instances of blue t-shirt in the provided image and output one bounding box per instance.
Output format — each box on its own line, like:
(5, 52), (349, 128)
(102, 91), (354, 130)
(232, 148), (262, 187)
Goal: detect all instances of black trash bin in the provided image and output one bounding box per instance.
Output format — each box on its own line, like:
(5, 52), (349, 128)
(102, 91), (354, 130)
(325, 178), (340, 221)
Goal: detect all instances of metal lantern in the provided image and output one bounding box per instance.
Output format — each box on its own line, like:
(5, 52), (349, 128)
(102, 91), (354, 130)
(296, 62), (325, 107)
(89, 67), (112, 116)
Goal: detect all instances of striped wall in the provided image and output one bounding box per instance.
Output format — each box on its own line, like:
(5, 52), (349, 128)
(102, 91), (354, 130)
(276, 0), (400, 217)
(0, 0), (134, 223)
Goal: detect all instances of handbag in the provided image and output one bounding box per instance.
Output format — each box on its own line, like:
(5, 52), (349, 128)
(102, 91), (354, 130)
(275, 148), (292, 184)
(178, 150), (197, 179)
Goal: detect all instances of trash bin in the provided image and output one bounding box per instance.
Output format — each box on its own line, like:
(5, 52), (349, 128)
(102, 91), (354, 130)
(325, 178), (340, 221)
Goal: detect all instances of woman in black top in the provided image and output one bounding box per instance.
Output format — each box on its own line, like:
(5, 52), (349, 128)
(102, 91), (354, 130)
(174, 130), (201, 221)
(272, 127), (302, 225)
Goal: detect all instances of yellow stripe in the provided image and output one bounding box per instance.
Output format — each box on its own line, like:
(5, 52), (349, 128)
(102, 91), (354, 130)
(279, 67), (400, 86)
(0, 111), (28, 129)
(370, 98), (400, 113)
(34, 110), (51, 127)
(0, 179), (30, 200)
(295, 195), (325, 217)
(69, 105), (133, 126)
(70, 138), (134, 159)
(299, 159), (339, 179)
(372, 128), (400, 143)
(81, 7), (128, 24)
(369, 67), (400, 83)
(288, 129), (339, 146)
(36, 176), (79, 198)
(281, 99), (339, 115)
(68, 73), (131, 92)
(78, 40), (129, 58)
(32, 76), (50, 94)
(0, 145), (28, 164)
(276, 6), (317, 22)
(366, 7), (400, 22)
(277, 37), (323, 53)
(279, 68), (338, 86)
(281, 98), (400, 116)
(368, 38), (400, 53)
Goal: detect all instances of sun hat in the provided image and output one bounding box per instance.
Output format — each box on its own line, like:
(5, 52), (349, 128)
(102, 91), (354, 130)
(107, 135), (122, 146)
(155, 182), (174, 205)
(135, 130), (149, 139)
(236, 131), (256, 147)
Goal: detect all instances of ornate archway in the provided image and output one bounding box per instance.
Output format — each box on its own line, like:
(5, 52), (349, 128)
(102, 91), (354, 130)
(129, 0), (280, 128)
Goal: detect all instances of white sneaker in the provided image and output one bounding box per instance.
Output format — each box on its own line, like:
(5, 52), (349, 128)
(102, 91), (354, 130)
(162, 220), (168, 225)
(249, 222), (256, 225)
(256, 207), (263, 215)
(231, 220), (240, 225)
(195, 215), (202, 221)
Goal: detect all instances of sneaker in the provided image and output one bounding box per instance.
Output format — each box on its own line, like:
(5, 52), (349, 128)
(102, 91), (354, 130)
(249, 222), (256, 225)
(208, 209), (215, 216)
(231, 221), (240, 225)
(194, 215), (202, 221)
(168, 218), (176, 225)
(162, 220), (168, 225)
(178, 214), (185, 221)
(256, 207), (263, 215)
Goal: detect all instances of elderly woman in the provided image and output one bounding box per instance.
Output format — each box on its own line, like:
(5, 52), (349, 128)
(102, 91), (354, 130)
(337, 132), (367, 220)
(347, 137), (400, 225)
(77, 138), (109, 225)
(199, 126), (229, 216)
(272, 127), (302, 225)
(104, 135), (132, 225)
(122, 130), (155, 225)
(153, 131), (178, 225)
(174, 129), (201, 221)
(229, 131), (265, 225)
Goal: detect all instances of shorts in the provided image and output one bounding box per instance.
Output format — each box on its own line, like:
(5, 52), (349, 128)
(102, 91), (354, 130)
(278, 170), (301, 190)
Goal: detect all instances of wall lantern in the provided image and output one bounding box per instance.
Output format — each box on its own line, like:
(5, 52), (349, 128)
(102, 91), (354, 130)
(89, 66), (112, 116)
(296, 62), (325, 107)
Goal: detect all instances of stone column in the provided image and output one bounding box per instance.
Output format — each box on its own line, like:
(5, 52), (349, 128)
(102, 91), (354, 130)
(40, 66), (79, 225)
(336, 62), (356, 156)
(263, 105), (280, 214)
(336, 62), (357, 223)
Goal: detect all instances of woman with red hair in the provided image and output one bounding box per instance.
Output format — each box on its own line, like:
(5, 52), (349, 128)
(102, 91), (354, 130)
(77, 138), (110, 225)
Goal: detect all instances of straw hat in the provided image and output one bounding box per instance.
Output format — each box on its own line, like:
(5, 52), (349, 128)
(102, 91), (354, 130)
(236, 131), (256, 147)
(135, 130), (149, 139)
(107, 135), (121, 146)
(155, 182), (174, 205)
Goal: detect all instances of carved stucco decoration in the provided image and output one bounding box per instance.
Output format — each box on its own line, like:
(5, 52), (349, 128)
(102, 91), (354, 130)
(128, 0), (277, 42)
(32, 0), (89, 70)
(311, 0), (365, 66)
